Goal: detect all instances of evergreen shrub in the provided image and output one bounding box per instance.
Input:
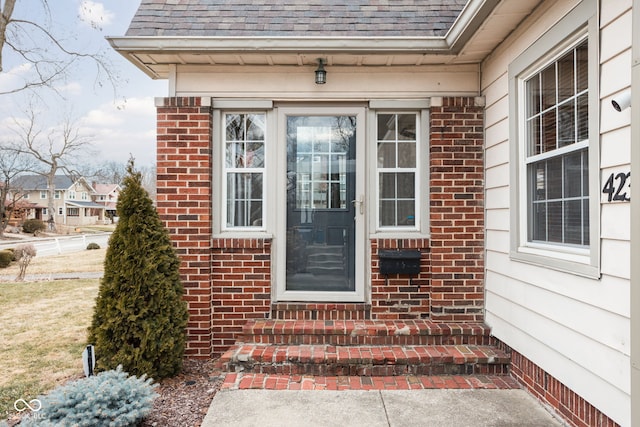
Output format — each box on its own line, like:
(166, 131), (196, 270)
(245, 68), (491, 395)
(20, 366), (157, 427)
(0, 250), (13, 268)
(86, 242), (100, 250)
(88, 159), (188, 379)
(22, 219), (46, 235)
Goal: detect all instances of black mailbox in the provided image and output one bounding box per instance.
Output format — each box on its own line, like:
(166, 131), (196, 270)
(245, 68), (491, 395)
(378, 249), (421, 275)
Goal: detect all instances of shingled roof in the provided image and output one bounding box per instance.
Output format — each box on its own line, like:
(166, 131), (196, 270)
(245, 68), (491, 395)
(126, 0), (469, 38)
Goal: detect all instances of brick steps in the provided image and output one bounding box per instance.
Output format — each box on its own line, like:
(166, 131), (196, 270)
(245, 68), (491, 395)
(217, 319), (511, 378)
(218, 343), (510, 376)
(222, 373), (521, 391)
(238, 319), (494, 346)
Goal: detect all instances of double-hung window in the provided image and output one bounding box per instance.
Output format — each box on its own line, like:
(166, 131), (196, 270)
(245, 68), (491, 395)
(223, 113), (266, 229)
(509, 0), (599, 277)
(526, 39), (589, 246)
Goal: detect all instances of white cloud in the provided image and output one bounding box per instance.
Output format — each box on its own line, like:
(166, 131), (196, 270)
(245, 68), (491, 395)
(0, 63), (32, 93)
(80, 96), (157, 166)
(78, 1), (114, 29)
(55, 81), (83, 95)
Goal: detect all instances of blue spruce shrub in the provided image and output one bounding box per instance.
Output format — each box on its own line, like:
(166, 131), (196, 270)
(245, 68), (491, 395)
(21, 366), (157, 427)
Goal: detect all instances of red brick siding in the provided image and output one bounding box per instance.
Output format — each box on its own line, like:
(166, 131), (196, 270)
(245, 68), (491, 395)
(211, 238), (272, 355)
(371, 238), (430, 320)
(429, 97), (485, 322)
(156, 97), (213, 358)
(497, 341), (620, 427)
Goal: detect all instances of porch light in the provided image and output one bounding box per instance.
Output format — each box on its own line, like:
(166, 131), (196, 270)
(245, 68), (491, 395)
(315, 59), (326, 84)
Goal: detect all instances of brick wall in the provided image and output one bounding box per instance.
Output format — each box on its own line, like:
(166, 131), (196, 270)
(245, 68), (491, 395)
(429, 97), (485, 322)
(156, 97), (213, 358)
(211, 238), (272, 355)
(371, 238), (430, 320)
(497, 341), (620, 427)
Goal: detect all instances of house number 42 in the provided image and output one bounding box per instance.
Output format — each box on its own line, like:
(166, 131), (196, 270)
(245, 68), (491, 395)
(602, 171), (631, 202)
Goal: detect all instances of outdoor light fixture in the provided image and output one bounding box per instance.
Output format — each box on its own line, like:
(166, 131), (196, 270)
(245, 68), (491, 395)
(315, 59), (326, 84)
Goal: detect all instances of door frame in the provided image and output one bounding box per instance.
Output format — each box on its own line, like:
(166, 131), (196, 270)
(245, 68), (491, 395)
(275, 106), (367, 302)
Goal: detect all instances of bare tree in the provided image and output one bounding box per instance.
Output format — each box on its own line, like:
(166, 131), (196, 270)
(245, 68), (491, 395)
(0, 0), (118, 96)
(139, 164), (157, 203)
(10, 106), (95, 230)
(0, 145), (34, 237)
(86, 160), (127, 186)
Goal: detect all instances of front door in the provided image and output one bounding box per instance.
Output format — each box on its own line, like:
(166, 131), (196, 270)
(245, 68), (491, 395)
(277, 108), (365, 301)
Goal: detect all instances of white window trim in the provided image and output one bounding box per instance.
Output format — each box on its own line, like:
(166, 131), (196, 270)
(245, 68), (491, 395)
(508, 0), (600, 278)
(368, 107), (430, 238)
(212, 102), (274, 238)
(218, 109), (270, 233)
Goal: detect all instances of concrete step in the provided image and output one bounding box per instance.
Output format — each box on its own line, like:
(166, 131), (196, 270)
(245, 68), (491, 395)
(218, 344), (510, 376)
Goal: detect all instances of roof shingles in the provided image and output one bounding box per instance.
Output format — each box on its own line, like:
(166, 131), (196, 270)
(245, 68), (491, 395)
(125, 0), (468, 38)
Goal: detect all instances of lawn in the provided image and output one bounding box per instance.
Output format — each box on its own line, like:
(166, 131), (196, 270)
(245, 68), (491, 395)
(0, 247), (106, 276)
(0, 250), (104, 420)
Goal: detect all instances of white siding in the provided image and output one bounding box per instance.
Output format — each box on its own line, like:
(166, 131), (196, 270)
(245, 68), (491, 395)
(481, 0), (631, 424)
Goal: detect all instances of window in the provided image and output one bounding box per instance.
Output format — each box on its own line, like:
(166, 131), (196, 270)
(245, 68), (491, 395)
(223, 113), (265, 229)
(40, 191), (47, 199)
(42, 208), (47, 216)
(509, 0), (599, 277)
(82, 192), (88, 200)
(67, 208), (79, 216)
(69, 191), (76, 200)
(376, 113), (419, 229)
(23, 193), (29, 199)
(54, 191), (61, 199)
(58, 207), (63, 215)
(526, 39), (589, 246)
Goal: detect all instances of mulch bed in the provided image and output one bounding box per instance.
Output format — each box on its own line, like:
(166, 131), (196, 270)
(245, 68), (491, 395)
(142, 359), (224, 427)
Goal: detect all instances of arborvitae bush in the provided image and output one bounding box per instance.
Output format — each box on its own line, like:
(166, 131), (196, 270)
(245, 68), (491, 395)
(22, 218), (45, 235)
(0, 250), (13, 268)
(88, 160), (188, 379)
(86, 242), (100, 250)
(20, 366), (157, 427)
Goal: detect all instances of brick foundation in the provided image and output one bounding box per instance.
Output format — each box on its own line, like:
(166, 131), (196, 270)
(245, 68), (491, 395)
(497, 341), (620, 427)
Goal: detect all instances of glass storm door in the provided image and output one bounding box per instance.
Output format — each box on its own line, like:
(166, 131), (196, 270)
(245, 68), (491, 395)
(279, 109), (364, 301)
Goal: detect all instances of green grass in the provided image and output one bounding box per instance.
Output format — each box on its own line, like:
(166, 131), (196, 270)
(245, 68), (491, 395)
(0, 279), (100, 419)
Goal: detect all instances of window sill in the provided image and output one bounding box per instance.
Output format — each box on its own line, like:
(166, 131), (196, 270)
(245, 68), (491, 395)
(510, 245), (600, 279)
(369, 231), (430, 240)
(213, 231), (273, 240)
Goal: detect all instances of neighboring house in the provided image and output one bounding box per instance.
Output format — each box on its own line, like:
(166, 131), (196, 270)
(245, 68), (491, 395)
(92, 183), (121, 220)
(110, 0), (636, 425)
(11, 175), (106, 226)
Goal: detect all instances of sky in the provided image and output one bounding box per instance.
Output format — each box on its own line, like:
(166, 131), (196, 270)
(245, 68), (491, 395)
(0, 0), (166, 169)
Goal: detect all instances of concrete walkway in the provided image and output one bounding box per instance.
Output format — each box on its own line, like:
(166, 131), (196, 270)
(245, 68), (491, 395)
(202, 373), (564, 426)
(202, 389), (563, 427)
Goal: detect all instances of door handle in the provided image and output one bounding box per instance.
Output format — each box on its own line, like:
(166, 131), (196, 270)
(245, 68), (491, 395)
(351, 195), (364, 214)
